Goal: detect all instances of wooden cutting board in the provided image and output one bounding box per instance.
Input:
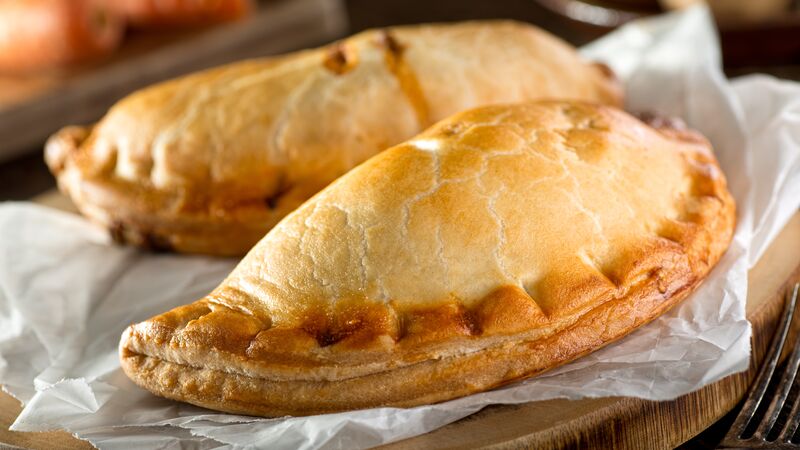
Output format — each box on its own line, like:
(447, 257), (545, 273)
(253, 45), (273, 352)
(2, 193), (799, 450)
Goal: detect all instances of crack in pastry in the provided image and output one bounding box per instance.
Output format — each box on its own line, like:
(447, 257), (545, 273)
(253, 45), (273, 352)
(46, 20), (623, 256)
(119, 101), (736, 416)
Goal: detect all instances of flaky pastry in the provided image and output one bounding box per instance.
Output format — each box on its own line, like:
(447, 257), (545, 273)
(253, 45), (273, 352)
(119, 101), (736, 416)
(46, 20), (622, 256)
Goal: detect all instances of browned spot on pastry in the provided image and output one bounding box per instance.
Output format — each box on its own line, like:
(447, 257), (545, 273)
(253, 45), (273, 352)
(323, 43), (358, 75)
(377, 30), (430, 128)
(119, 344), (136, 358)
(302, 302), (400, 348)
(264, 182), (292, 210)
(300, 309), (352, 348)
(313, 330), (335, 347)
(461, 309), (481, 336)
(378, 29), (403, 55)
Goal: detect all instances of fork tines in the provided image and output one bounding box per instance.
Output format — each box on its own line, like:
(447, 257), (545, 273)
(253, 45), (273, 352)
(721, 283), (800, 449)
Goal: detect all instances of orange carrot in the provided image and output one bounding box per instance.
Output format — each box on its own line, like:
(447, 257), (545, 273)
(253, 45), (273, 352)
(0, 0), (123, 74)
(111, 0), (254, 28)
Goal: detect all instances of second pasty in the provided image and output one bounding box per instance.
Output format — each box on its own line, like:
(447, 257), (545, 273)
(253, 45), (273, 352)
(46, 20), (621, 256)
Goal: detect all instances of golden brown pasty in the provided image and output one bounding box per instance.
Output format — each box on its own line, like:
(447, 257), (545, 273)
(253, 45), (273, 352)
(119, 101), (736, 417)
(46, 20), (622, 256)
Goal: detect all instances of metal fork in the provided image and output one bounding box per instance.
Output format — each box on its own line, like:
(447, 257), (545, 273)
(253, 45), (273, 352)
(720, 282), (800, 449)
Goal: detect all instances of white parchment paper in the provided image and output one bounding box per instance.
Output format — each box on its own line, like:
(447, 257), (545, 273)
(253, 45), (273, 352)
(2, 6), (800, 449)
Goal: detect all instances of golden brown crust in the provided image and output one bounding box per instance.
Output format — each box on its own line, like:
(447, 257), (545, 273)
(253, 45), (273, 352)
(46, 20), (623, 256)
(120, 274), (697, 417)
(119, 101), (736, 416)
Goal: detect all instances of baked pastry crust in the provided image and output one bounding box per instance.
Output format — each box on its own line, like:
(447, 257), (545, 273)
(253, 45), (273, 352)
(119, 101), (736, 416)
(45, 20), (622, 256)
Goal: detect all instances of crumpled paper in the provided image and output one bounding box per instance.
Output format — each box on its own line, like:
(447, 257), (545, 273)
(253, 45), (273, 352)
(1, 5), (800, 449)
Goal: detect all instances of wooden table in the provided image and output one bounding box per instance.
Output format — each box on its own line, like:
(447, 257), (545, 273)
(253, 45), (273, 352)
(2, 192), (799, 449)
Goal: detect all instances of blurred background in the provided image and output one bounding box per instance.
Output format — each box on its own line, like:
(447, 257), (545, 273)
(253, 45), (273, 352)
(0, 0), (798, 198)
